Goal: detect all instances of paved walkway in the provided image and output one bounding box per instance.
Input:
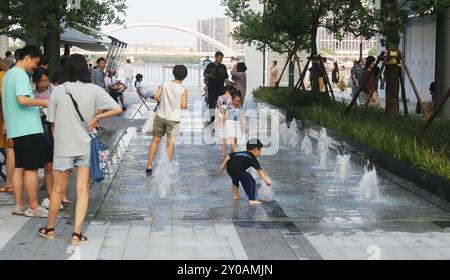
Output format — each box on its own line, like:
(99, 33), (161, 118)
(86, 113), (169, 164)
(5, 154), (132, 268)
(0, 88), (450, 260)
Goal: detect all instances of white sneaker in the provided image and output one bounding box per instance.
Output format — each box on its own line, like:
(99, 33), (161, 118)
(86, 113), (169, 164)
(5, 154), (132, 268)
(41, 198), (64, 210)
(41, 198), (50, 209)
(24, 206), (49, 218)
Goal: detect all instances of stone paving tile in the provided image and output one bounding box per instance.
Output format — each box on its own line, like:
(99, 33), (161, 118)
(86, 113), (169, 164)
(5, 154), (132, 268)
(193, 222), (217, 237)
(148, 247), (197, 260)
(340, 246), (372, 260)
(150, 222), (173, 237)
(234, 222), (297, 260)
(125, 236), (149, 248)
(409, 247), (448, 260)
(311, 246), (347, 260)
(98, 247), (125, 260)
(103, 236), (128, 248)
(122, 245), (150, 260)
(196, 247), (224, 260)
(129, 222), (151, 237)
(172, 221), (194, 236)
(378, 246), (420, 260)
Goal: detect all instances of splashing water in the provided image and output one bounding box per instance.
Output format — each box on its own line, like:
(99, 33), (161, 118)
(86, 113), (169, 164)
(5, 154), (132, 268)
(153, 137), (180, 199)
(279, 123), (288, 146)
(317, 128), (330, 168)
(287, 119), (299, 148)
(258, 181), (275, 202)
(300, 134), (314, 157)
(248, 168), (274, 201)
(359, 164), (380, 201)
(335, 154), (351, 182)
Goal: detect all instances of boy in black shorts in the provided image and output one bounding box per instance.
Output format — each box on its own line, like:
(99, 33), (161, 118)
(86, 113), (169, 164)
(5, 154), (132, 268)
(220, 139), (272, 205)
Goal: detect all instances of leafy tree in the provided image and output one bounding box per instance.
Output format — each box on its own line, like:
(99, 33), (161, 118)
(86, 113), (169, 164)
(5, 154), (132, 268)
(0, 0), (127, 74)
(223, 0), (311, 87)
(223, 0), (374, 93)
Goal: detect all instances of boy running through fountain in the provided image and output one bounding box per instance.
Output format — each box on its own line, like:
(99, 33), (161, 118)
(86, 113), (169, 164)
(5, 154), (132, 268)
(220, 139), (272, 205)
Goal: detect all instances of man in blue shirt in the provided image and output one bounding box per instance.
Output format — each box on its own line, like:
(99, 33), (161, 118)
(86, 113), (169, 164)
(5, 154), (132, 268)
(91, 57), (106, 88)
(2, 45), (49, 218)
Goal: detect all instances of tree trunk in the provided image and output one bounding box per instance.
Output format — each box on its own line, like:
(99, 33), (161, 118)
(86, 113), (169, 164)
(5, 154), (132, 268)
(385, 62), (400, 114)
(44, 28), (61, 76)
(382, 0), (401, 115)
(23, 0), (44, 47)
(310, 25), (320, 95)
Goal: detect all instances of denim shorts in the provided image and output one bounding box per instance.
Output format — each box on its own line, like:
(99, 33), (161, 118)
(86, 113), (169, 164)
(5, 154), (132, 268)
(53, 154), (90, 171)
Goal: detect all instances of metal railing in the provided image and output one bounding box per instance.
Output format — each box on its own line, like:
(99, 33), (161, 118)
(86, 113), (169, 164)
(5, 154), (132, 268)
(117, 63), (203, 87)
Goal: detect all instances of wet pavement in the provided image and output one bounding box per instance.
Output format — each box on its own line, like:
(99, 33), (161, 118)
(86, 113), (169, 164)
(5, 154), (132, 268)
(1, 87), (450, 260)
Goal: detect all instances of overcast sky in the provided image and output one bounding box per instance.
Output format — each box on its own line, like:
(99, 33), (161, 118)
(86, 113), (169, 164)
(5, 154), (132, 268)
(102, 0), (228, 46)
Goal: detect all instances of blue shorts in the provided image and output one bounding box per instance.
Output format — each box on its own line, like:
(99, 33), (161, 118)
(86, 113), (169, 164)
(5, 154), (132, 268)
(228, 171), (256, 201)
(53, 154), (90, 171)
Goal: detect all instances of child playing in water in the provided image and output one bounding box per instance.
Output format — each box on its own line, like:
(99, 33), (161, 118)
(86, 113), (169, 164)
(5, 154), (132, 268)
(220, 139), (272, 205)
(215, 85), (234, 159)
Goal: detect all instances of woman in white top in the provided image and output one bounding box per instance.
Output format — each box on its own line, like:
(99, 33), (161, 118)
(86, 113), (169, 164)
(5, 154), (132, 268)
(135, 74), (154, 99)
(145, 65), (189, 175)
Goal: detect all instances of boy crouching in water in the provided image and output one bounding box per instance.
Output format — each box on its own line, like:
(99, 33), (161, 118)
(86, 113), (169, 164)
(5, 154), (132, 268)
(220, 139), (272, 205)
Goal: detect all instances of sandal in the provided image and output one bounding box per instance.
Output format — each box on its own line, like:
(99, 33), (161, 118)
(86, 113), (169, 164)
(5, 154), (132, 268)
(38, 227), (55, 240)
(0, 186), (13, 193)
(71, 232), (88, 245)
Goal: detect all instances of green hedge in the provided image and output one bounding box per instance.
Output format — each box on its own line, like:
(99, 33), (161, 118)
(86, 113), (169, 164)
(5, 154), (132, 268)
(253, 87), (450, 180)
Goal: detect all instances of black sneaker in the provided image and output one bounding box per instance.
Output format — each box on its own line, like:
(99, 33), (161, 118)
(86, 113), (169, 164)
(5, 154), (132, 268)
(145, 168), (152, 176)
(122, 106), (128, 111)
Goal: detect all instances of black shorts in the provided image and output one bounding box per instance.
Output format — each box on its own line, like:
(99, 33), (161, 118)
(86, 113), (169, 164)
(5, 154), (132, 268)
(110, 90), (123, 103)
(13, 133), (46, 170)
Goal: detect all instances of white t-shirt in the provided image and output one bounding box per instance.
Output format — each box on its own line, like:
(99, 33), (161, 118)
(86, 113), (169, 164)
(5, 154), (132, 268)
(123, 63), (134, 79)
(136, 81), (153, 98)
(47, 82), (120, 157)
(104, 75), (119, 88)
(135, 81), (145, 93)
(156, 81), (186, 122)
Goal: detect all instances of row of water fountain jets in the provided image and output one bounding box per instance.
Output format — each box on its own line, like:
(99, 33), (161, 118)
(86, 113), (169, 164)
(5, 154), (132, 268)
(280, 120), (381, 201)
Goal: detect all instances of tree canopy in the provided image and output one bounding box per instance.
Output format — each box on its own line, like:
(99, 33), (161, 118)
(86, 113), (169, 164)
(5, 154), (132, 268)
(222, 0), (311, 55)
(0, 0), (127, 41)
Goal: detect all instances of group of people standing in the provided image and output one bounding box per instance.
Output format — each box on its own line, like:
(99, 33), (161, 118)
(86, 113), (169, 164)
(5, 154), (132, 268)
(0, 45), (122, 245)
(331, 58), (381, 108)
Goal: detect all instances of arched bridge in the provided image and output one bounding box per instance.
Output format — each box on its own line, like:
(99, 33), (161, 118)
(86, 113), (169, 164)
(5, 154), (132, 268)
(106, 23), (238, 56)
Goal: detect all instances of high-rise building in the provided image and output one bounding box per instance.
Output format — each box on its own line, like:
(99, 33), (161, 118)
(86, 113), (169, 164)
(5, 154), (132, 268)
(197, 17), (243, 52)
